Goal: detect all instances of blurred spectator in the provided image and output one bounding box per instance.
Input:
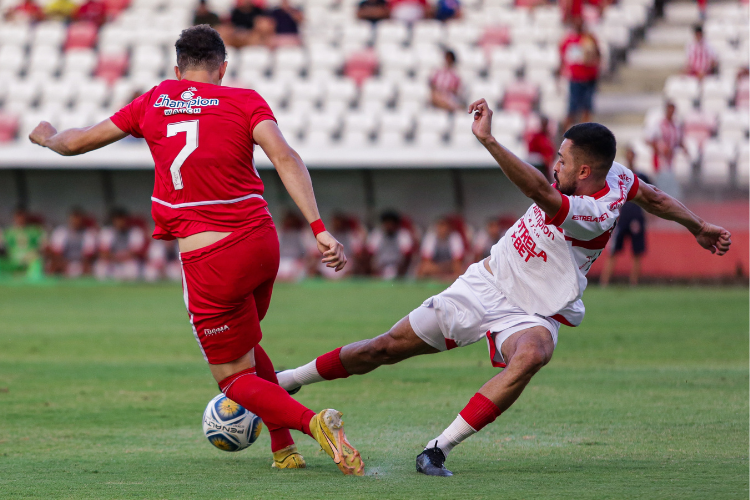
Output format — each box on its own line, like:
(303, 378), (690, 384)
(646, 100), (684, 197)
(357, 0), (390, 23)
(389, 0), (429, 23)
(434, 0), (461, 21)
(45, 0), (79, 21)
(222, 0), (275, 48)
(271, 0), (303, 47)
(4, 0), (45, 22)
(473, 217), (515, 261)
(526, 115), (556, 178)
(144, 239), (181, 282)
(367, 211), (415, 279)
(193, 0), (221, 27)
(317, 213), (366, 279)
(0, 207), (45, 279)
(277, 212), (314, 282)
(94, 208), (146, 281)
(48, 207), (97, 278)
(560, 17), (600, 129)
(430, 50), (463, 112)
(685, 25), (717, 80)
(75, 0), (107, 26)
(600, 147), (651, 287)
(417, 216), (464, 280)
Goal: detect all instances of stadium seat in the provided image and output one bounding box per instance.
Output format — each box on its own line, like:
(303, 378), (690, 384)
(664, 75), (700, 103)
(252, 79), (289, 110)
(274, 111), (307, 139)
(5, 79), (40, 115)
(341, 22), (373, 50)
(65, 22), (99, 50)
(361, 79), (396, 110)
(489, 46), (523, 75)
(412, 20), (445, 45)
(323, 77), (358, 108)
(239, 46), (272, 75)
(478, 25), (511, 49)
(63, 49), (98, 78)
(683, 111), (717, 145)
(374, 20), (409, 46)
(290, 79), (325, 106)
(0, 45), (25, 76)
(110, 80), (136, 109)
(416, 109), (451, 138)
(700, 139), (735, 185)
(379, 111), (415, 140)
(39, 79), (77, 108)
(719, 110), (750, 143)
(503, 80), (538, 116)
(466, 80), (504, 107)
(131, 45), (166, 76)
(32, 21), (67, 48)
(397, 81), (430, 114)
(274, 47), (308, 78)
(74, 78), (111, 109)
(308, 43), (345, 76)
(455, 46), (487, 76)
(29, 46), (62, 76)
(524, 46), (559, 73)
(0, 22), (32, 46)
(736, 77), (749, 110)
(343, 49), (378, 86)
(96, 51), (129, 85)
(0, 113), (19, 143)
(450, 112), (481, 148)
(446, 21), (481, 46)
(98, 25), (133, 53)
(737, 143), (749, 187)
(491, 110), (526, 140)
(378, 44), (417, 80)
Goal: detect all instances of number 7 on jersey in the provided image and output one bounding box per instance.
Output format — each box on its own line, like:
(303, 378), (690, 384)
(167, 120), (199, 190)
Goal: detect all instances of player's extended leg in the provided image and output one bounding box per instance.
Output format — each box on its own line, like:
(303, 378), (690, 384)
(417, 326), (554, 476)
(276, 316), (439, 392)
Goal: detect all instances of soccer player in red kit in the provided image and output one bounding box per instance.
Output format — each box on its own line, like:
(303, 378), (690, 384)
(28, 25), (364, 476)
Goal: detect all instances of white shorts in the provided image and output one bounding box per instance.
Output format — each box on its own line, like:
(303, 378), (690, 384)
(408, 262), (560, 367)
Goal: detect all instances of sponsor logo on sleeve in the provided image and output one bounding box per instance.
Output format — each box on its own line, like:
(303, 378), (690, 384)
(155, 87), (219, 116)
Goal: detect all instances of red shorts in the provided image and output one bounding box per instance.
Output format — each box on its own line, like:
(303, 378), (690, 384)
(180, 221), (279, 364)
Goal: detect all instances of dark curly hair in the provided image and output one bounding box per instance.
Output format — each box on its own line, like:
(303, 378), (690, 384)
(175, 25), (226, 73)
(563, 123), (617, 175)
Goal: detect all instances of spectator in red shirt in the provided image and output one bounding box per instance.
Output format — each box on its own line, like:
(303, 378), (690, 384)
(5, 0), (45, 22)
(75, 0), (107, 26)
(526, 115), (556, 178)
(685, 25), (717, 80)
(430, 50), (463, 112)
(560, 17), (600, 129)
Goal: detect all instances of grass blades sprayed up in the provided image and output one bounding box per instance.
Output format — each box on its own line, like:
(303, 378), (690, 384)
(0, 281), (747, 499)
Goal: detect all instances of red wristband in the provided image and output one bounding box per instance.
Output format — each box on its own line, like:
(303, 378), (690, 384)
(310, 219), (326, 236)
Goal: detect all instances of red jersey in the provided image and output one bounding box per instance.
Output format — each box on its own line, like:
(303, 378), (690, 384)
(110, 79), (276, 240)
(559, 33), (599, 82)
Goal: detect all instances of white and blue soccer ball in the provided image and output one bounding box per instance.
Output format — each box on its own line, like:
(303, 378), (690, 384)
(202, 394), (263, 452)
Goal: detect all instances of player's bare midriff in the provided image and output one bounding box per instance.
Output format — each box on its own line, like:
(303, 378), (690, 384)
(178, 231), (232, 253)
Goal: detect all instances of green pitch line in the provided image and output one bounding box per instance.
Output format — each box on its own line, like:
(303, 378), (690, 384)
(0, 282), (747, 499)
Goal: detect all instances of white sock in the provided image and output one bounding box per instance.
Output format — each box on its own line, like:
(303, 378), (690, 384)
(276, 360), (325, 391)
(425, 415), (477, 457)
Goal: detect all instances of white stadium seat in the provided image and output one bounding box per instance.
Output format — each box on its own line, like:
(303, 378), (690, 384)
(737, 143), (749, 187)
(378, 44), (417, 80)
(664, 75), (700, 102)
(700, 139), (735, 186)
(374, 20), (409, 46)
(489, 46), (523, 74)
(323, 77), (358, 107)
(63, 49), (97, 78)
(397, 81), (430, 113)
(361, 79), (396, 109)
(719, 110), (750, 143)
(274, 111), (307, 138)
(446, 21), (481, 46)
(239, 46), (272, 74)
(273, 47), (308, 77)
(131, 45), (166, 75)
(466, 80), (504, 107)
(491, 110), (525, 140)
(29, 46), (61, 76)
(0, 45), (25, 76)
(417, 109), (451, 135)
(0, 22), (32, 46)
(341, 22), (373, 49)
(32, 21), (66, 48)
(412, 20), (446, 45)
(74, 78), (111, 109)
(39, 79), (77, 107)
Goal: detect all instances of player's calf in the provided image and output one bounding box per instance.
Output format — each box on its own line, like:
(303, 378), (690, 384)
(276, 316), (438, 393)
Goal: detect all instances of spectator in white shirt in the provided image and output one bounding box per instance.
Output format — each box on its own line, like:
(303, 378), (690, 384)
(417, 216), (465, 280)
(367, 211), (415, 279)
(685, 25), (717, 80)
(48, 207), (97, 278)
(94, 208), (146, 281)
(144, 238), (181, 282)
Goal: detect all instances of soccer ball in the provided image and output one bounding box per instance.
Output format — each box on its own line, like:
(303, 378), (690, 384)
(202, 394), (263, 452)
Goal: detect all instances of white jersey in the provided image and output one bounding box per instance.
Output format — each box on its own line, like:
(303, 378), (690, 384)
(489, 162), (640, 326)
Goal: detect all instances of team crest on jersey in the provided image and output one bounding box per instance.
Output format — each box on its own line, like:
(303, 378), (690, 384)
(155, 87), (219, 116)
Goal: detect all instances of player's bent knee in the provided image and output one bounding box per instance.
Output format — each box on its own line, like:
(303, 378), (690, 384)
(512, 344), (552, 374)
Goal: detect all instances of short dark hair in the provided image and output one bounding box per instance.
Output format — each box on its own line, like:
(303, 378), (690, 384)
(562, 123), (617, 174)
(445, 50), (457, 64)
(694, 24), (703, 35)
(175, 25), (226, 73)
(380, 210), (401, 224)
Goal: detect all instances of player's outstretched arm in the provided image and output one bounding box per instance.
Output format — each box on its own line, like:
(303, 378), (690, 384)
(253, 120), (347, 271)
(29, 119), (128, 156)
(468, 99), (562, 219)
(632, 181), (732, 255)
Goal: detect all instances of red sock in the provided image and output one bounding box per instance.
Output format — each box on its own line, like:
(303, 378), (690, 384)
(219, 369), (316, 438)
(253, 345), (296, 452)
(459, 393), (502, 432)
(316, 347), (350, 380)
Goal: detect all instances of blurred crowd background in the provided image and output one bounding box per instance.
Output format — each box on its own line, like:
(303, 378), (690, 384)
(0, 0), (747, 283)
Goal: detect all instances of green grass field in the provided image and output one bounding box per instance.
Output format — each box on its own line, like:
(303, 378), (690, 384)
(0, 281), (747, 499)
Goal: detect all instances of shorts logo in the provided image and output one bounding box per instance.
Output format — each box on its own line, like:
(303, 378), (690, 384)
(204, 325), (229, 336)
(155, 88), (219, 116)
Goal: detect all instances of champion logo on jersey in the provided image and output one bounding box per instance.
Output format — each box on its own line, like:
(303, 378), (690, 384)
(204, 325), (229, 336)
(155, 89), (219, 116)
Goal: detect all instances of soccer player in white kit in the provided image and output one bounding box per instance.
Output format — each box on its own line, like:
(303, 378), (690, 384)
(277, 99), (733, 476)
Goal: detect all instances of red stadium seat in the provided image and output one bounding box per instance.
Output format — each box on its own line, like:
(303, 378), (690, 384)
(104, 0), (131, 17)
(478, 26), (511, 49)
(96, 52), (129, 84)
(344, 49), (378, 86)
(503, 80), (539, 116)
(0, 113), (19, 143)
(736, 76), (749, 110)
(65, 22), (99, 50)
(683, 111), (717, 146)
